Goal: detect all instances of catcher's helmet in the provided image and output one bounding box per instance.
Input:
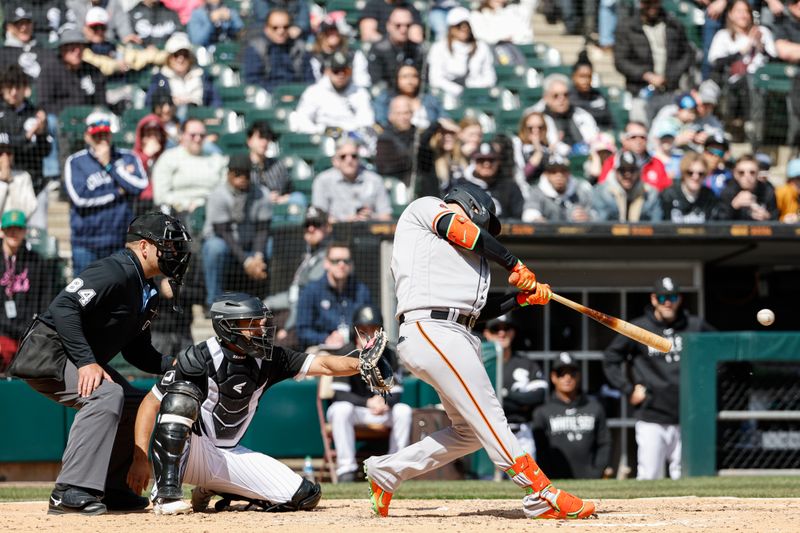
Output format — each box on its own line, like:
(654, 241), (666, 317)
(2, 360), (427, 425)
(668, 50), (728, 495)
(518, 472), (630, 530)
(210, 293), (275, 360)
(126, 212), (192, 284)
(443, 183), (501, 236)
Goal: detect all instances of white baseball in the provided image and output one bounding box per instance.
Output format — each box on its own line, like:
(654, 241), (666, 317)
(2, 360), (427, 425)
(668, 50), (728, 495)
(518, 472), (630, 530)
(757, 309), (775, 326)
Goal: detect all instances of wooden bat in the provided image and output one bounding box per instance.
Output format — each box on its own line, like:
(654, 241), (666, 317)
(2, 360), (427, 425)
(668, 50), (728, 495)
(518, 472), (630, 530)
(550, 292), (672, 353)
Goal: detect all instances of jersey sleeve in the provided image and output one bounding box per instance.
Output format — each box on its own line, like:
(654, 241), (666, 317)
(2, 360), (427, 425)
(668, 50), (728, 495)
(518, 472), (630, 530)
(271, 346), (316, 383)
(404, 196), (455, 234)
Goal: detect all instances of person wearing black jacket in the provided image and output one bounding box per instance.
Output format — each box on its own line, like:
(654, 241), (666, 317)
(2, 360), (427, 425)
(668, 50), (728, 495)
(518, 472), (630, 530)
(716, 153), (779, 221)
(456, 142), (525, 220)
(7, 212), (192, 515)
(326, 305), (411, 482)
(603, 276), (715, 480)
(375, 95), (416, 185)
(366, 6), (423, 89)
(660, 151), (720, 223)
(569, 51), (614, 131)
(533, 352), (611, 479)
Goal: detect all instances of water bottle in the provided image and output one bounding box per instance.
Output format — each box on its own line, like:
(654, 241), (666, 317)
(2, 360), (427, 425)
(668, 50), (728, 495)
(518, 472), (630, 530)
(302, 455), (315, 483)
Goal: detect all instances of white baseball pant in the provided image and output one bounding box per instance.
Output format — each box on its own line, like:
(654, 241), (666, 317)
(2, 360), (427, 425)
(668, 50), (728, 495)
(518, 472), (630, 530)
(635, 420), (681, 480)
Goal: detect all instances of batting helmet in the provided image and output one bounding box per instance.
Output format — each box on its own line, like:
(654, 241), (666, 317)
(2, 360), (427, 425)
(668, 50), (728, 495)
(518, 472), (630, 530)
(210, 293), (275, 360)
(126, 212), (192, 284)
(443, 183), (501, 236)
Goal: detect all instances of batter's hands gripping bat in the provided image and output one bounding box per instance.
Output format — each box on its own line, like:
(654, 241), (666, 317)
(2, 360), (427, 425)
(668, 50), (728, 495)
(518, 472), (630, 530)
(550, 293), (672, 353)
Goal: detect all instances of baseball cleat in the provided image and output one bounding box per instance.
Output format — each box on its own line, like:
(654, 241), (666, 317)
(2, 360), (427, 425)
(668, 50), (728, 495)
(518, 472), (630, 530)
(523, 485), (596, 520)
(190, 487), (215, 512)
(47, 485), (107, 516)
(153, 498), (192, 515)
(364, 464), (392, 517)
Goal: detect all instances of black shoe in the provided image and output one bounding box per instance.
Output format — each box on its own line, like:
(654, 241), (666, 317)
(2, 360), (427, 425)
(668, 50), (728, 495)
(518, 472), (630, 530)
(337, 471), (357, 483)
(102, 488), (149, 511)
(48, 485), (107, 515)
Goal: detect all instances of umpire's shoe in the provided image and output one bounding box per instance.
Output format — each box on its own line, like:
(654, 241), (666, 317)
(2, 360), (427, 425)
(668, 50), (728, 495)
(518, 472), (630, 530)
(102, 488), (150, 511)
(48, 484), (107, 515)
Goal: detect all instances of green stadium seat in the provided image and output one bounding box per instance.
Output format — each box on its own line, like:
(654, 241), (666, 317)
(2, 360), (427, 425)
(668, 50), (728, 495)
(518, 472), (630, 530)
(283, 155), (315, 196)
(26, 228), (59, 260)
(112, 129), (135, 149)
(205, 64), (239, 87)
(495, 108), (524, 136)
(753, 62), (796, 93)
(514, 86), (544, 108)
(279, 133), (334, 161)
(495, 65), (540, 93)
(271, 83), (310, 109)
(569, 154), (588, 179)
(186, 106), (242, 133)
(326, 0), (366, 27)
(217, 132), (248, 156)
(271, 202), (306, 227)
(244, 107), (292, 134)
(212, 41), (241, 65)
(121, 107), (150, 131)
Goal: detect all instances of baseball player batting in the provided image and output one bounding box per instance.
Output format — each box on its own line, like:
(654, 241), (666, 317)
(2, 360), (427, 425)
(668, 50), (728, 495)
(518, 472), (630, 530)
(364, 183), (596, 519)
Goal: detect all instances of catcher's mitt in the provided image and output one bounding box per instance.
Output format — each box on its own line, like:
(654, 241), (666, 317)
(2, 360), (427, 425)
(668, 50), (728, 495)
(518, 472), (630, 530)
(356, 328), (394, 395)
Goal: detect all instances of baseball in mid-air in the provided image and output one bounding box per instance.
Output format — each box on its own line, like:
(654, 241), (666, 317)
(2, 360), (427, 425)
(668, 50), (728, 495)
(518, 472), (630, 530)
(757, 309), (775, 326)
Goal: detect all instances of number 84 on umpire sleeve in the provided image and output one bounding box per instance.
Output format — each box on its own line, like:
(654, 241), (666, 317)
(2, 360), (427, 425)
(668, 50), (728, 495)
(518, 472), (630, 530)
(65, 278), (97, 307)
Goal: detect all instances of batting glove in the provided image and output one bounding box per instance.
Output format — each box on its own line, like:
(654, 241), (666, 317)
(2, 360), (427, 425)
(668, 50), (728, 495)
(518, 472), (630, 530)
(515, 283), (552, 307)
(508, 261), (537, 291)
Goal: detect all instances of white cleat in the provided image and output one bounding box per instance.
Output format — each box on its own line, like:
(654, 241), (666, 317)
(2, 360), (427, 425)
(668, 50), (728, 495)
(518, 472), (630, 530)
(153, 498), (193, 515)
(191, 487), (215, 512)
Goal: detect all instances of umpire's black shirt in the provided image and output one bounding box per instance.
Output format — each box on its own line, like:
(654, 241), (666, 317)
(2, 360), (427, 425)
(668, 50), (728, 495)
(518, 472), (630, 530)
(38, 249), (165, 373)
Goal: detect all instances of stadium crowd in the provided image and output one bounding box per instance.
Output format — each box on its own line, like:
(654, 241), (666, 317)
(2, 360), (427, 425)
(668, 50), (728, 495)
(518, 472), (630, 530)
(0, 0), (799, 480)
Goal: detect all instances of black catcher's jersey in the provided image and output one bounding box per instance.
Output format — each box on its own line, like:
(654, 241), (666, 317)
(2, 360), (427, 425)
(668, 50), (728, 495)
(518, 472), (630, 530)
(152, 336), (315, 448)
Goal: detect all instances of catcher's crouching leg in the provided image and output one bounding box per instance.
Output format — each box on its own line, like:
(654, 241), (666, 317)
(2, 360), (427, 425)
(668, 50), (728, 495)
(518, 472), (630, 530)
(153, 381), (202, 501)
(271, 479), (321, 512)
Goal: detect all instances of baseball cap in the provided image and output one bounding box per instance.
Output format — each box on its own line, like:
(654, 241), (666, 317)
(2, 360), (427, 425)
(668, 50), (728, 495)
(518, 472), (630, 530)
(472, 142), (499, 160)
(676, 93), (697, 110)
(0, 131), (11, 149)
(446, 6), (471, 27)
(485, 314), (515, 331)
(653, 276), (680, 295)
(755, 152), (772, 171)
(787, 158), (800, 179)
(552, 352), (579, 372)
(616, 150), (639, 170)
(8, 4), (33, 23)
(58, 25), (88, 46)
(325, 51), (353, 70)
(697, 80), (720, 105)
(85, 6), (110, 27)
(654, 122), (678, 139)
(1, 209), (27, 230)
(86, 111), (112, 135)
(352, 305), (383, 328)
(304, 205), (328, 227)
(165, 32), (193, 55)
(704, 129), (728, 148)
(543, 152), (570, 171)
(227, 153), (252, 176)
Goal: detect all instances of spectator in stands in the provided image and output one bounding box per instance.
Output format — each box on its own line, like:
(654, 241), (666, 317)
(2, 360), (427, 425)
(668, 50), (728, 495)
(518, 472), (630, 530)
(374, 64), (444, 130)
(458, 142), (524, 219)
(243, 9), (314, 92)
(0, 210), (56, 372)
(375, 95), (415, 185)
(359, 0), (424, 44)
(202, 154), (270, 310)
(660, 152), (720, 223)
(702, 130), (733, 196)
(569, 51), (614, 131)
(65, 112), (149, 274)
(187, 0), (244, 47)
(586, 132), (616, 183)
(533, 352), (611, 479)
(604, 276), (715, 480)
(427, 7), (497, 101)
(2, 1), (63, 48)
(716, 154), (779, 221)
(247, 121), (298, 207)
(148, 275), (193, 357)
(692, 80), (724, 131)
(777, 158), (800, 223)
(161, 0), (203, 26)
(309, 15), (370, 89)
(651, 123), (681, 181)
(592, 150), (663, 222)
(293, 51), (375, 135)
(614, 0), (694, 125)
(429, 1), (460, 41)
(523, 153), (593, 222)
(483, 314), (547, 457)
(326, 305), (411, 482)
(129, 0), (183, 47)
(131, 114), (167, 214)
(252, 0), (310, 39)
(415, 118), (465, 198)
(599, 121), (671, 191)
(513, 109), (570, 185)
(145, 32), (221, 111)
(296, 241), (372, 350)
(0, 3), (46, 80)
(38, 26), (106, 116)
(0, 66), (50, 211)
(151, 117), (227, 220)
(0, 133), (38, 219)
(150, 88), (180, 144)
(312, 139), (392, 222)
(775, 0), (800, 65)
(527, 74), (599, 152)
(65, 0), (138, 44)
(265, 206), (331, 346)
(367, 6), (423, 90)
(469, 0), (536, 45)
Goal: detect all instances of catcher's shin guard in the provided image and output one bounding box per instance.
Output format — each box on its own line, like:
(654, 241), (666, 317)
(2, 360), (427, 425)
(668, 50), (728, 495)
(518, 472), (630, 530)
(152, 381), (202, 500)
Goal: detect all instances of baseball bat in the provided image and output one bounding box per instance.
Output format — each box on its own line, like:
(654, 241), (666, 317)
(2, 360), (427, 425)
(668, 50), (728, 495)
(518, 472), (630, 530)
(550, 292), (672, 353)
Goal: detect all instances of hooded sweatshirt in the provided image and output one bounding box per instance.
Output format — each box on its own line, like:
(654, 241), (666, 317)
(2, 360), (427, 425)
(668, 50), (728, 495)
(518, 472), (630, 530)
(133, 114), (167, 201)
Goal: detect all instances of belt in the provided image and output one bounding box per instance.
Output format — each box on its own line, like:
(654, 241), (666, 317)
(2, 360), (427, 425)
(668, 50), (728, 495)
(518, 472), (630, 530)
(399, 310), (477, 329)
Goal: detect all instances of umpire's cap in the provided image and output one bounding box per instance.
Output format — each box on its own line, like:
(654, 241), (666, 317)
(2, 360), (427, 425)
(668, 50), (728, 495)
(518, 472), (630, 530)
(352, 305), (383, 328)
(443, 182), (501, 236)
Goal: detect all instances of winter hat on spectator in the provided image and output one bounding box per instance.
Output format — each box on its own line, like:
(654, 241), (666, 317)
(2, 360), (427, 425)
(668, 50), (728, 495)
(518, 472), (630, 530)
(85, 6), (110, 27)
(86, 111), (112, 135)
(7, 4), (33, 23)
(697, 80), (720, 105)
(58, 25), (87, 46)
(755, 152), (772, 171)
(227, 153), (252, 176)
(552, 352), (579, 373)
(446, 6), (471, 27)
(165, 33), (193, 55)
(787, 158), (800, 180)
(1, 210), (27, 230)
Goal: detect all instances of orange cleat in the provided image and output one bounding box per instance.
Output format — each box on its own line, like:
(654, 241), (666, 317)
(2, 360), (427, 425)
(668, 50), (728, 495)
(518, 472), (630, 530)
(524, 485), (596, 519)
(365, 465), (392, 517)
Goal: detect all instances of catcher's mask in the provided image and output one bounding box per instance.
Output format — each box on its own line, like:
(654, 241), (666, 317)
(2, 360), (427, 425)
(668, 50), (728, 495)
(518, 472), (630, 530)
(443, 183), (501, 236)
(126, 212), (192, 284)
(211, 293), (276, 360)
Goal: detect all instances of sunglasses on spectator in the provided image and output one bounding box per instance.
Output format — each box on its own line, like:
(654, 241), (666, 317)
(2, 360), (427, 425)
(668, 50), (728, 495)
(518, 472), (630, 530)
(89, 25), (107, 32)
(329, 258), (352, 265)
(706, 147), (725, 157)
(527, 124), (545, 131)
(269, 24), (290, 30)
(186, 132), (206, 139)
(392, 22), (412, 28)
(735, 169), (757, 176)
(337, 152), (358, 160)
(549, 92), (569, 99)
(656, 294), (679, 304)
(686, 170), (706, 177)
(625, 133), (647, 140)
(476, 158), (497, 165)
(488, 325), (510, 333)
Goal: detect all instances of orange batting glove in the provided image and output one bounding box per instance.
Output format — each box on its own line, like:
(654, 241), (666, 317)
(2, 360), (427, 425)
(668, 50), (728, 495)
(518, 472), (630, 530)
(508, 261), (537, 291)
(515, 284), (552, 307)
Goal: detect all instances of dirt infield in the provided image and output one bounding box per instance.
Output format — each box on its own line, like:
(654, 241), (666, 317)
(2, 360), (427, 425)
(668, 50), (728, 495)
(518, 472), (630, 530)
(2, 497), (796, 532)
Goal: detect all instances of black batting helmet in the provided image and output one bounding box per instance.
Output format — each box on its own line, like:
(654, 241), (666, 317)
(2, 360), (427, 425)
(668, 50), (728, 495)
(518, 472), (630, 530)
(210, 293), (275, 360)
(443, 183), (501, 236)
(126, 212), (192, 284)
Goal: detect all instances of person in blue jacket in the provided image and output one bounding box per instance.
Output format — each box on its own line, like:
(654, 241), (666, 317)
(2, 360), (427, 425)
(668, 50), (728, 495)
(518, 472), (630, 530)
(186, 0), (244, 47)
(295, 241), (372, 350)
(242, 9), (313, 92)
(64, 112), (149, 275)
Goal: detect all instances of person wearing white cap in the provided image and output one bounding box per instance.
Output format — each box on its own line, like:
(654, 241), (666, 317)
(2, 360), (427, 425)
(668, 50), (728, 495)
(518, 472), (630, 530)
(469, 0), (536, 46)
(776, 158), (800, 223)
(144, 32), (221, 109)
(426, 6), (496, 101)
(64, 0), (139, 44)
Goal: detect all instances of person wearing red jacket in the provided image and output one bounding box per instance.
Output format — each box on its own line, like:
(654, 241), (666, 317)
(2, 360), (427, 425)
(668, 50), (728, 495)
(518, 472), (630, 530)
(597, 122), (671, 192)
(132, 114), (168, 215)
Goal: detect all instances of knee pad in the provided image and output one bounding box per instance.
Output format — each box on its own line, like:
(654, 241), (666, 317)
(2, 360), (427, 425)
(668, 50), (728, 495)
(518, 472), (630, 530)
(269, 479), (321, 512)
(160, 381), (202, 422)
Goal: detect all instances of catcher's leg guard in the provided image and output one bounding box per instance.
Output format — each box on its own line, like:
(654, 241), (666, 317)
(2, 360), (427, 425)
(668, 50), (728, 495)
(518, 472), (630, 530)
(270, 479), (321, 512)
(152, 381), (202, 500)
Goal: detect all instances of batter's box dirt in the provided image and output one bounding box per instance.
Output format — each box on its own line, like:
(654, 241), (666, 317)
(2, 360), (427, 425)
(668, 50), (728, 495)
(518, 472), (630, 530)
(2, 497), (798, 532)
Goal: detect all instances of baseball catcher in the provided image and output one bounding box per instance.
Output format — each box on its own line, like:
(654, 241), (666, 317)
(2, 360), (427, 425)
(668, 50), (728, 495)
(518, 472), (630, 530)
(126, 292), (389, 514)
